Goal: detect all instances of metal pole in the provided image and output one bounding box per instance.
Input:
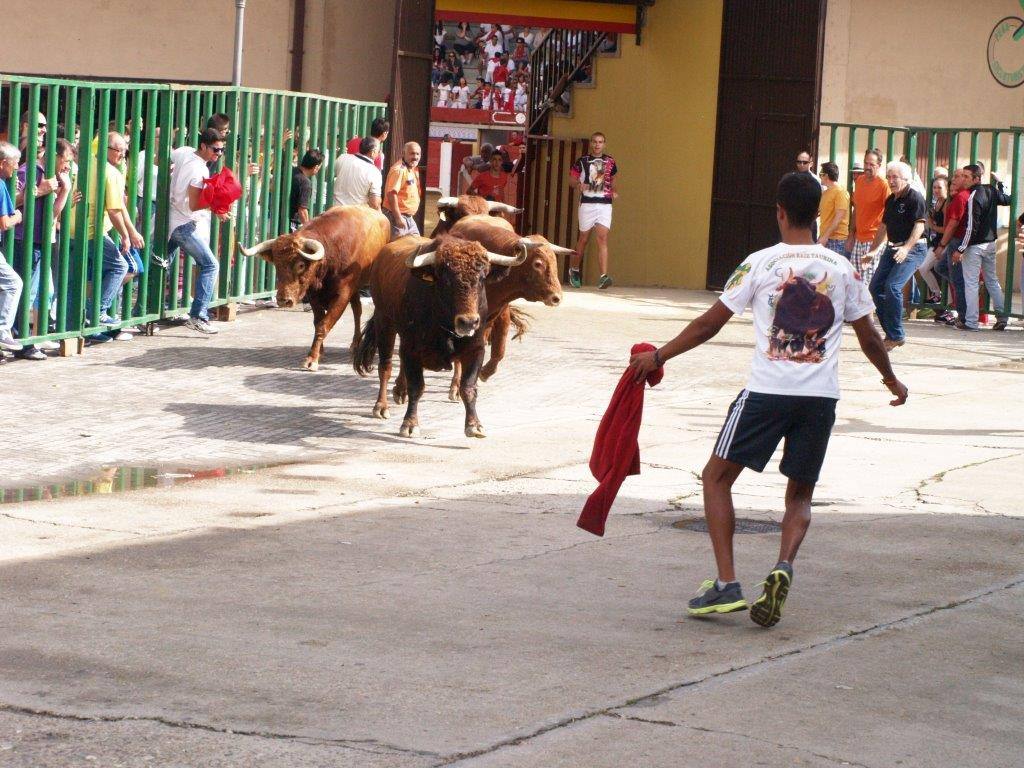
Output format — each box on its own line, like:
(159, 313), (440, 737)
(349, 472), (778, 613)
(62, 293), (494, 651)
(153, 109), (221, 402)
(232, 0), (246, 86)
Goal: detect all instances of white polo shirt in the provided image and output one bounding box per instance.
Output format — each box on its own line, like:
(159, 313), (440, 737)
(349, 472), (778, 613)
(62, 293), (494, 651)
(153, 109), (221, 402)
(333, 153), (383, 207)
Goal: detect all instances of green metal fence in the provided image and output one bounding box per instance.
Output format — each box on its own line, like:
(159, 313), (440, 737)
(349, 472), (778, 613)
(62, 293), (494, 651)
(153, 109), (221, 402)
(819, 122), (1022, 319)
(1, 74), (385, 345)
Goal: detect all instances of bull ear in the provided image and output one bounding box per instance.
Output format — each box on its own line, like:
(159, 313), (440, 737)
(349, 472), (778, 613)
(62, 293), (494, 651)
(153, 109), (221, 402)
(411, 266), (435, 283)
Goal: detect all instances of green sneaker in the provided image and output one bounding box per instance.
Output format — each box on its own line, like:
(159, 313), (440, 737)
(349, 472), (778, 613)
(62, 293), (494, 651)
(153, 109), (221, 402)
(750, 563), (792, 628)
(569, 269), (582, 288)
(916, 307), (936, 319)
(687, 579), (748, 616)
(597, 273), (613, 290)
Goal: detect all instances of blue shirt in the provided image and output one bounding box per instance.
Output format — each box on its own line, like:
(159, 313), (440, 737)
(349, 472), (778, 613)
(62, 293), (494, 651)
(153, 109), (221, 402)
(0, 181), (14, 218)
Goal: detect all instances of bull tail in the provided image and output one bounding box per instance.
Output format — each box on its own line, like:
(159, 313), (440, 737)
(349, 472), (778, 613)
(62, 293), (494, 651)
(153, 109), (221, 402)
(354, 318), (378, 376)
(508, 306), (532, 341)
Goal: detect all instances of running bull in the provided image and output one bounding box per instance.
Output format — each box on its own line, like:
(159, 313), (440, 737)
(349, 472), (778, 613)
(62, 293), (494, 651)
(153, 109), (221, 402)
(354, 235), (525, 438)
(237, 206), (390, 371)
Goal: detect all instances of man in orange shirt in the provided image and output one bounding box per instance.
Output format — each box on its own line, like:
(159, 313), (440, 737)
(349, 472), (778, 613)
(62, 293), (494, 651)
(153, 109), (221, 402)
(844, 149), (889, 282)
(383, 142), (422, 238)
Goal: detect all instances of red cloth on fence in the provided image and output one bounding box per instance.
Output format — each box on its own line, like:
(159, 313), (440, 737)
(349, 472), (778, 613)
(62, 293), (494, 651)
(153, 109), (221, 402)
(198, 167), (243, 215)
(577, 343), (664, 537)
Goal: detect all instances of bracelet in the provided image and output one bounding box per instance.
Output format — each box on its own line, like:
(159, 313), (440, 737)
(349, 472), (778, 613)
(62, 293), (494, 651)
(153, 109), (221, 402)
(881, 378), (897, 385)
(653, 349), (663, 368)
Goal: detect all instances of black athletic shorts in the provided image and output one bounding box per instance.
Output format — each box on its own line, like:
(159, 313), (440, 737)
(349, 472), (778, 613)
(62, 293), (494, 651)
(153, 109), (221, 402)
(713, 389), (837, 484)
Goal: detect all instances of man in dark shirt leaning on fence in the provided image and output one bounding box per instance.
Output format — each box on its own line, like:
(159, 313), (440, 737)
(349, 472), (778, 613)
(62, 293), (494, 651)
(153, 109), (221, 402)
(289, 149), (325, 231)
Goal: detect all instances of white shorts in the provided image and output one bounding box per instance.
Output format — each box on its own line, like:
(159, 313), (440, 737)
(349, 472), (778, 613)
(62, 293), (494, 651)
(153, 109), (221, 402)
(578, 202), (612, 232)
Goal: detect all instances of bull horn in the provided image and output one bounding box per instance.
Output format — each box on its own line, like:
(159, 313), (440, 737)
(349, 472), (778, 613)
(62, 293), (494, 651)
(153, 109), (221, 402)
(485, 246), (528, 267)
(298, 238), (325, 261)
(405, 247), (437, 269)
(237, 238), (276, 257)
(547, 244), (576, 256)
(516, 238), (542, 251)
(437, 197), (459, 208)
(487, 201), (523, 215)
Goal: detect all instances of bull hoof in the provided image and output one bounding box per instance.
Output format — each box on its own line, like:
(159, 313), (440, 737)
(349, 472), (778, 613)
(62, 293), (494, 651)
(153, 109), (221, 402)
(399, 422), (420, 438)
(480, 361), (498, 381)
(372, 404), (390, 420)
(392, 387), (408, 404)
(448, 386), (461, 402)
(465, 424), (487, 439)
(302, 357), (319, 372)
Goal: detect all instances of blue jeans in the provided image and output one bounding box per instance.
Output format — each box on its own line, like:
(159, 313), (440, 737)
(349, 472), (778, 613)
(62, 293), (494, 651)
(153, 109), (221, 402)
(869, 241), (927, 342)
(962, 242), (1007, 327)
(0, 252), (24, 336)
(99, 235), (130, 317)
(167, 221), (219, 321)
(934, 236), (967, 319)
(12, 241), (56, 337)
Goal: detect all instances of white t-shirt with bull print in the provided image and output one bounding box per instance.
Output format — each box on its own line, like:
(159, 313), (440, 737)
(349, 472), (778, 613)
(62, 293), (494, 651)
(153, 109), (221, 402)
(720, 243), (875, 400)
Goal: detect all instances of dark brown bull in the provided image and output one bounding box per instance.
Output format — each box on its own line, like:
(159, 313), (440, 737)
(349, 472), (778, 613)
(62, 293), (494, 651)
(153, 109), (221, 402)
(431, 195), (522, 235)
(354, 235), (525, 438)
(238, 206), (390, 371)
(394, 213), (569, 402)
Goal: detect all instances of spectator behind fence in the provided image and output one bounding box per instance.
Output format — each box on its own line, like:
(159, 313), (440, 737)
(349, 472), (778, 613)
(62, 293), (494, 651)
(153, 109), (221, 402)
(918, 175), (948, 305)
(289, 149), (324, 230)
(167, 128), (227, 335)
(817, 162), (849, 256)
(383, 141), (422, 238)
(17, 111), (47, 157)
(83, 132), (144, 339)
(467, 152), (511, 202)
(136, 127), (161, 241)
(845, 149), (888, 282)
(460, 142), (494, 194)
(933, 168), (971, 326)
(13, 139), (75, 360)
(0, 142), (26, 354)
(865, 161), (927, 351)
(334, 136), (382, 209)
(955, 163), (1011, 331)
(347, 117), (389, 172)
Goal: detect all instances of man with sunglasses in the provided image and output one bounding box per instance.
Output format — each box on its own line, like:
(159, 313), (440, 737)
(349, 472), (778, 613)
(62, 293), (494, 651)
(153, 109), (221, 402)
(166, 128), (227, 334)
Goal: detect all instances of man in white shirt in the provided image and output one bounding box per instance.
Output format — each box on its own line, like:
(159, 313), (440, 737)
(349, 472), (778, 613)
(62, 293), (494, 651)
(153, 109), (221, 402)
(629, 172), (908, 628)
(332, 137), (382, 208)
(166, 128), (227, 334)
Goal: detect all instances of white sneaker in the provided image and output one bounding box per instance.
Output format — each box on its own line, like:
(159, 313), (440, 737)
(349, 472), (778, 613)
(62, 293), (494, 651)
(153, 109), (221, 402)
(184, 317), (219, 334)
(118, 326), (141, 335)
(0, 333), (23, 352)
(257, 297), (278, 308)
(36, 339), (61, 351)
(111, 331), (133, 341)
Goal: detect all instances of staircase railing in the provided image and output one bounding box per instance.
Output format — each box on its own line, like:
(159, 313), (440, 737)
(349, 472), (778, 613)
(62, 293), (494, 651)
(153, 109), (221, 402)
(527, 28), (607, 135)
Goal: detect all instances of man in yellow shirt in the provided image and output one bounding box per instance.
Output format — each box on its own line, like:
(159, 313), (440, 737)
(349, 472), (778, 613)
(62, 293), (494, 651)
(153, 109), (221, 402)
(85, 132), (145, 327)
(383, 142), (422, 238)
(817, 162), (849, 256)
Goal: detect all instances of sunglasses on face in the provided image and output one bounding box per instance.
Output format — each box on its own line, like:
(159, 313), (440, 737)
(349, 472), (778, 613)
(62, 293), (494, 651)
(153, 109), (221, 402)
(211, 147), (226, 155)
(796, 160), (811, 165)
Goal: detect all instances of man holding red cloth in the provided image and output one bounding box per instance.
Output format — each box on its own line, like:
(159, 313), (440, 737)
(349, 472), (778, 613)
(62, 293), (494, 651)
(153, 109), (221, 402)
(629, 173), (909, 628)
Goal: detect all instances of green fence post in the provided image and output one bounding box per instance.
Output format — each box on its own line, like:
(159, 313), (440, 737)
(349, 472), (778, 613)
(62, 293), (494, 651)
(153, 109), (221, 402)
(1005, 130), (1021, 317)
(969, 131), (979, 164)
(17, 83), (41, 342)
(57, 84), (79, 333)
(3, 82), (21, 265)
(37, 83), (60, 342)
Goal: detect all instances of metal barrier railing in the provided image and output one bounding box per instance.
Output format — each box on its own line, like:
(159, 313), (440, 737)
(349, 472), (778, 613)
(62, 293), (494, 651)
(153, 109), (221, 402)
(528, 29), (607, 135)
(0, 74), (386, 345)
(819, 122), (1022, 318)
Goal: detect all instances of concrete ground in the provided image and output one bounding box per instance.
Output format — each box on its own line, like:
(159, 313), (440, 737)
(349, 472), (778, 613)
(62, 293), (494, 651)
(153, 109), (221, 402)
(0, 288), (1022, 767)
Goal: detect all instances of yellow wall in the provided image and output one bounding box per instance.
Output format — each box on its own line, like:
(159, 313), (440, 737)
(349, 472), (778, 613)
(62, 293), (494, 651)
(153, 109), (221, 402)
(550, 1), (723, 288)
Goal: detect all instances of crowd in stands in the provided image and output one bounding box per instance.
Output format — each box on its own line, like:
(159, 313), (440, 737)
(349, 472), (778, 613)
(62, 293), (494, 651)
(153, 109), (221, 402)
(431, 21), (539, 112)
(808, 148), (1015, 346)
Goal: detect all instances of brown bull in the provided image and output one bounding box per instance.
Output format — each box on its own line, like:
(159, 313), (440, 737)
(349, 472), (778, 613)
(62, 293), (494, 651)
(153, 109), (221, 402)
(354, 235), (524, 438)
(238, 205), (390, 371)
(431, 195), (522, 235)
(394, 213), (569, 402)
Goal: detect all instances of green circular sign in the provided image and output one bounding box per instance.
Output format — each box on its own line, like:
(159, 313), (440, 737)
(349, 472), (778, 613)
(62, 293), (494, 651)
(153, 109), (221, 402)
(988, 16), (1024, 88)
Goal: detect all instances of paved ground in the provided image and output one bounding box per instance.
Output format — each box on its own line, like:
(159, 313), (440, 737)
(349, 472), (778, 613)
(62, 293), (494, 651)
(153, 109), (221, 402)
(1, 288), (1022, 767)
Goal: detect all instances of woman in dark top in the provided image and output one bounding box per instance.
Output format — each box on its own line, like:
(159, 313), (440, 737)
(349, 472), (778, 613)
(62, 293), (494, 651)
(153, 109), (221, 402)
(453, 22), (476, 65)
(919, 175), (947, 303)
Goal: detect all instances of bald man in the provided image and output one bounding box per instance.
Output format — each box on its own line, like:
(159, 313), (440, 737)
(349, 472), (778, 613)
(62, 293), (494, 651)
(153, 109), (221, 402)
(383, 141), (423, 238)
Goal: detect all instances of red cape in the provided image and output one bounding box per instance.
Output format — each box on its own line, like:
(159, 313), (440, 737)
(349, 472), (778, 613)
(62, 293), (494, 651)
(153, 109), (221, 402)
(577, 343), (664, 537)
(198, 167), (243, 215)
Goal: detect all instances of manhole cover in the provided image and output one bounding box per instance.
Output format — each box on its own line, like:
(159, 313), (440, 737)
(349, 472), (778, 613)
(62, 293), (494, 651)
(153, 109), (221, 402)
(671, 518), (781, 534)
